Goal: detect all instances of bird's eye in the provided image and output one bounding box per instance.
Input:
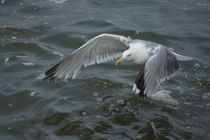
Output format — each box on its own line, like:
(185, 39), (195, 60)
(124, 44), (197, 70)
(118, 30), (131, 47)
(128, 54), (131, 57)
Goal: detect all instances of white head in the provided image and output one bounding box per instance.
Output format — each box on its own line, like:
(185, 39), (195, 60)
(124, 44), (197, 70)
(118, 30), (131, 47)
(122, 50), (132, 60)
(116, 43), (150, 65)
(115, 49), (133, 65)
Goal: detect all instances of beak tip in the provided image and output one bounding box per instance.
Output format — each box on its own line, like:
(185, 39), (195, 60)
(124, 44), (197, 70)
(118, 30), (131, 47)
(115, 58), (126, 66)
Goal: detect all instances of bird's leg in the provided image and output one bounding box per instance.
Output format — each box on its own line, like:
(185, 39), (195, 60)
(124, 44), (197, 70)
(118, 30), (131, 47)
(139, 93), (144, 98)
(139, 91), (147, 98)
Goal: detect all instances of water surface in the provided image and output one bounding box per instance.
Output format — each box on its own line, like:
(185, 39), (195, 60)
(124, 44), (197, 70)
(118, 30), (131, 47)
(0, 0), (210, 139)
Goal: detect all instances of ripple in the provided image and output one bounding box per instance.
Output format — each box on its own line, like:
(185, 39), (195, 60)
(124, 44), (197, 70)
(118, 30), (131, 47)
(0, 90), (40, 114)
(0, 0), (22, 6)
(87, 78), (124, 89)
(0, 27), (43, 39)
(56, 120), (94, 138)
(92, 92), (99, 97)
(94, 121), (112, 133)
(74, 19), (113, 28)
(202, 92), (210, 100)
(116, 99), (125, 104)
(0, 42), (52, 58)
(18, 5), (48, 15)
(41, 32), (84, 49)
(44, 112), (69, 125)
(111, 112), (138, 126)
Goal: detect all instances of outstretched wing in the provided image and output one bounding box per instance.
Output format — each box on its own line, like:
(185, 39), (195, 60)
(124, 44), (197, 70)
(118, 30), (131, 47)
(134, 45), (179, 97)
(42, 34), (130, 80)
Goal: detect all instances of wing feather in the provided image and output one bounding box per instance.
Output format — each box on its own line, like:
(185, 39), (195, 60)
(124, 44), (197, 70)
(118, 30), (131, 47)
(135, 45), (179, 96)
(43, 33), (130, 80)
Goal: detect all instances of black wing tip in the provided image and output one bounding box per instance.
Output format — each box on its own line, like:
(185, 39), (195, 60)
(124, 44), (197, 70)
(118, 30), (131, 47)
(42, 60), (63, 81)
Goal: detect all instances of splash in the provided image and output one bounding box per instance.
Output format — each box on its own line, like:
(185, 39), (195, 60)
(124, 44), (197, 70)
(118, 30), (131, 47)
(149, 90), (179, 105)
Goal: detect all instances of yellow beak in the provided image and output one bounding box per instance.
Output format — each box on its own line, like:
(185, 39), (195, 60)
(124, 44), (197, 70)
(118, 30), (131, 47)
(115, 58), (127, 65)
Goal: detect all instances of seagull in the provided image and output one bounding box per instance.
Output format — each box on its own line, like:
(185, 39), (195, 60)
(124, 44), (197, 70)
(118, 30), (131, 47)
(40, 33), (191, 97)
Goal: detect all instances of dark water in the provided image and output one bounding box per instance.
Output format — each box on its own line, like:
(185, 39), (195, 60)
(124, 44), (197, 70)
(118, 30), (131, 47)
(1, 0), (210, 139)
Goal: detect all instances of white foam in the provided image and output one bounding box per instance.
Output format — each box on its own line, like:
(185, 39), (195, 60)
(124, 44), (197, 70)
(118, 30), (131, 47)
(12, 36), (17, 40)
(96, 97), (103, 102)
(4, 57), (10, 64)
(117, 99), (125, 104)
(8, 103), (14, 107)
(30, 91), (37, 96)
(204, 65), (208, 69)
(22, 62), (34, 66)
(53, 51), (63, 59)
(16, 55), (28, 58)
(49, 0), (67, 4)
(148, 90), (179, 105)
(202, 93), (210, 100)
(150, 122), (160, 139)
(1, 0), (6, 4)
(194, 63), (200, 68)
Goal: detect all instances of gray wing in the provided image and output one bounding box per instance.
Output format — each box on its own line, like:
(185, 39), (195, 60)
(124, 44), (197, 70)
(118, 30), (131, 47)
(42, 34), (130, 80)
(134, 45), (179, 96)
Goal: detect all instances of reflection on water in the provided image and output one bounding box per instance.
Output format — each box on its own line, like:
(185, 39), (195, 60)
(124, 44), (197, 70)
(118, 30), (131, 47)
(0, 0), (210, 139)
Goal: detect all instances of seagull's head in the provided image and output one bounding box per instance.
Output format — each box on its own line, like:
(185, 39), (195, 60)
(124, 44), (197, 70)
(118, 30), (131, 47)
(115, 50), (132, 65)
(116, 43), (150, 65)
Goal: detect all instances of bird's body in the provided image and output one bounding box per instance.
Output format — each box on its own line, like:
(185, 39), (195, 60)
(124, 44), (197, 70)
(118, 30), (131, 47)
(40, 33), (191, 97)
